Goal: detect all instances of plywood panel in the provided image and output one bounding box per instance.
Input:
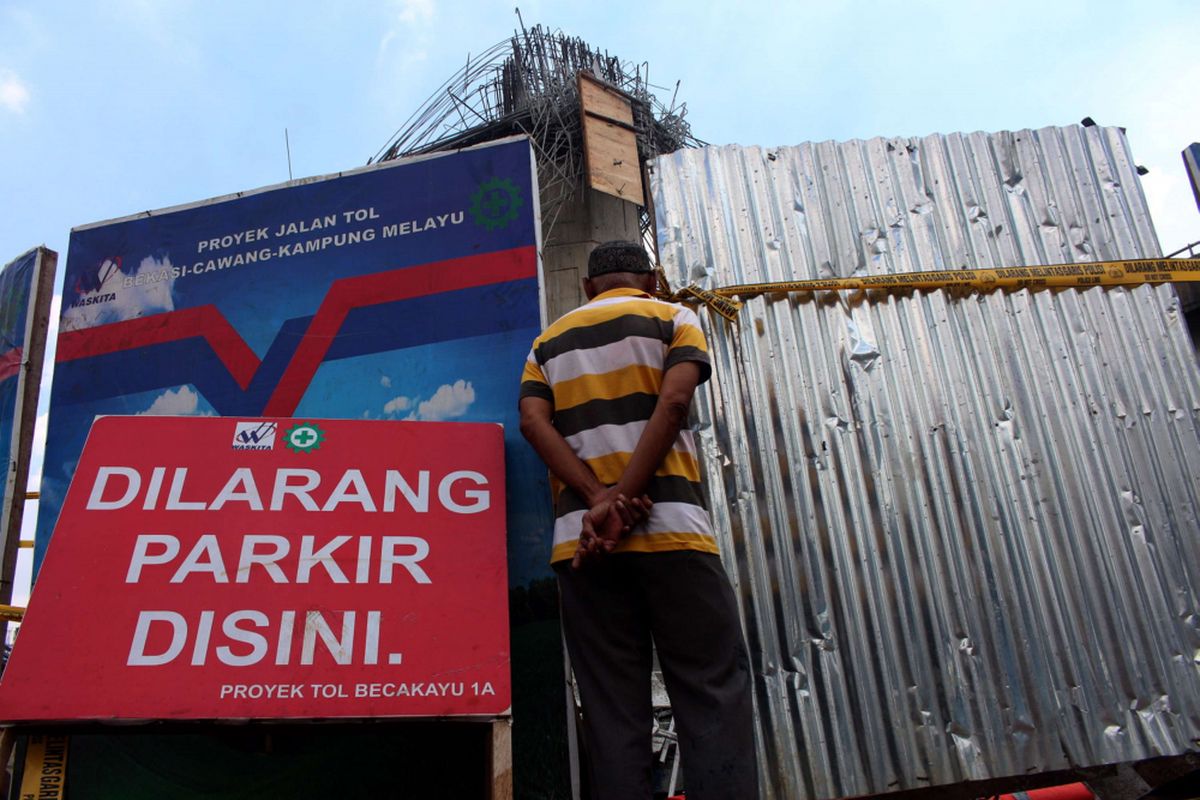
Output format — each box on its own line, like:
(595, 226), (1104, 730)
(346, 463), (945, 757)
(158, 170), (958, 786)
(578, 74), (634, 126)
(578, 72), (644, 204)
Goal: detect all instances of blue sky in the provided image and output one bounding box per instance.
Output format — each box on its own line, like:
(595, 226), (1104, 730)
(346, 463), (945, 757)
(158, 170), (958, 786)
(3, 0), (1200, 600)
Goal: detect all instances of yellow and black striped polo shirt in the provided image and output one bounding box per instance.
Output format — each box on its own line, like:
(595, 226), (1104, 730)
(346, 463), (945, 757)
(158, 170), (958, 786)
(520, 287), (718, 564)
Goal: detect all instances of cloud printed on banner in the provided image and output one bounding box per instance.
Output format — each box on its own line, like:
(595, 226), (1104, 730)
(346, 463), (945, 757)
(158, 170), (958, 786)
(138, 385), (212, 416)
(383, 379), (475, 421)
(383, 395), (411, 415)
(61, 254), (176, 332)
(417, 380), (475, 420)
(380, 375), (392, 388)
(0, 69), (30, 114)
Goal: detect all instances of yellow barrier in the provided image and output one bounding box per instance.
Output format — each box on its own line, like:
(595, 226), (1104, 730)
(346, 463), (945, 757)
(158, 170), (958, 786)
(658, 258), (1200, 322)
(18, 734), (68, 800)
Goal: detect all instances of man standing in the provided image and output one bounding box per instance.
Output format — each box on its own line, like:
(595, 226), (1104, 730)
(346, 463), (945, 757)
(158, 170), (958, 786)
(518, 241), (758, 799)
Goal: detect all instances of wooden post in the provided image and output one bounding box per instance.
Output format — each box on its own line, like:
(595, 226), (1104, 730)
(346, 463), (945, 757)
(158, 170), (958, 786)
(0, 247), (56, 647)
(487, 718), (513, 800)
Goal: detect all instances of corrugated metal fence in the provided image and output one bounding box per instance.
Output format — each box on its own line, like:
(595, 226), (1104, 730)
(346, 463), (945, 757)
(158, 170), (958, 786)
(650, 126), (1200, 799)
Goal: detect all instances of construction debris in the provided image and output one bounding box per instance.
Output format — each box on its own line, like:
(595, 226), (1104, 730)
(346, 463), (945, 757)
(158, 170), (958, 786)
(372, 20), (699, 243)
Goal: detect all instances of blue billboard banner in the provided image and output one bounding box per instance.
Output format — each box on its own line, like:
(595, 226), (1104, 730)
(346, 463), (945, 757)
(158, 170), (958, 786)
(0, 250), (37, 492)
(41, 137), (570, 795)
(39, 138), (553, 588)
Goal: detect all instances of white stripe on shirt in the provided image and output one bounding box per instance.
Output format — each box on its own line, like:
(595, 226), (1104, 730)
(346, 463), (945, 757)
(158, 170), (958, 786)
(566, 421), (699, 462)
(542, 335), (666, 386)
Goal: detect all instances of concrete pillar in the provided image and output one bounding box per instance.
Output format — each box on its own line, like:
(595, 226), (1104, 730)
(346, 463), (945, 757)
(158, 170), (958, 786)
(541, 184), (641, 321)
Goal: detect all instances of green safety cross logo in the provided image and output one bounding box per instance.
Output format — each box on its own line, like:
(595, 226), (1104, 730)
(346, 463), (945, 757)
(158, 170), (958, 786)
(469, 178), (523, 231)
(283, 422), (326, 453)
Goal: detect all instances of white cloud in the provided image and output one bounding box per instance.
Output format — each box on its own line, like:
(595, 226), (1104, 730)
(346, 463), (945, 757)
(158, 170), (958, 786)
(382, 380), (478, 421)
(383, 395), (411, 415)
(112, 0), (198, 61)
(380, 375), (392, 388)
(413, 380), (475, 421)
(1142, 168), (1199, 255)
(60, 254), (175, 332)
(0, 70), (30, 114)
(26, 410), (48, 485)
(140, 385), (210, 416)
(377, 0), (435, 67)
(1072, 24), (1200, 253)
(13, 531), (32, 605)
(394, 0), (433, 26)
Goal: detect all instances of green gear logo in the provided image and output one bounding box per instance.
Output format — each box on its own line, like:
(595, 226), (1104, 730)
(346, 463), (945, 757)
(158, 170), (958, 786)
(469, 178), (523, 231)
(284, 422), (326, 454)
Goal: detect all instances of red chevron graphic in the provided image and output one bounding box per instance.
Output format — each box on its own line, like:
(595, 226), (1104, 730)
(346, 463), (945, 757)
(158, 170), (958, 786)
(264, 246), (534, 414)
(57, 305), (260, 388)
(55, 246), (537, 414)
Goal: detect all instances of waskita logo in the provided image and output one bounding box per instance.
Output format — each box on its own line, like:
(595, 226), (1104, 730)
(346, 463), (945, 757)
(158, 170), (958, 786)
(69, 256), (122, 308)
(69, 292), (117, 309)
(232, 421), (278, 451)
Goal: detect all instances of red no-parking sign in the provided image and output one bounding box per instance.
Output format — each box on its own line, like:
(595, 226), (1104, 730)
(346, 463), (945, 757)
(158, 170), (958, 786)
(0, 416), (510, 720)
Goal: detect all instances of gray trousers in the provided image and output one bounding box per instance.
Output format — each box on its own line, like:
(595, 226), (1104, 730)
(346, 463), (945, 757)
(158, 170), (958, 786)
(556, 550), (759, 800)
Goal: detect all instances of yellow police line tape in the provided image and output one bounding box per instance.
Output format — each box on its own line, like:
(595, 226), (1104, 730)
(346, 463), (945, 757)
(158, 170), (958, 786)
(657, 258), (1200, 322)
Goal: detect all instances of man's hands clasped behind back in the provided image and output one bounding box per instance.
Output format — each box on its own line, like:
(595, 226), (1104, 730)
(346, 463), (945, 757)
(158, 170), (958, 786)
(571, 490), (653, 570)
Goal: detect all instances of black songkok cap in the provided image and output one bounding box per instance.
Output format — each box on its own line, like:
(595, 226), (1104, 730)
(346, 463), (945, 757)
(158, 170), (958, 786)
(587, 241), (653, 278)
